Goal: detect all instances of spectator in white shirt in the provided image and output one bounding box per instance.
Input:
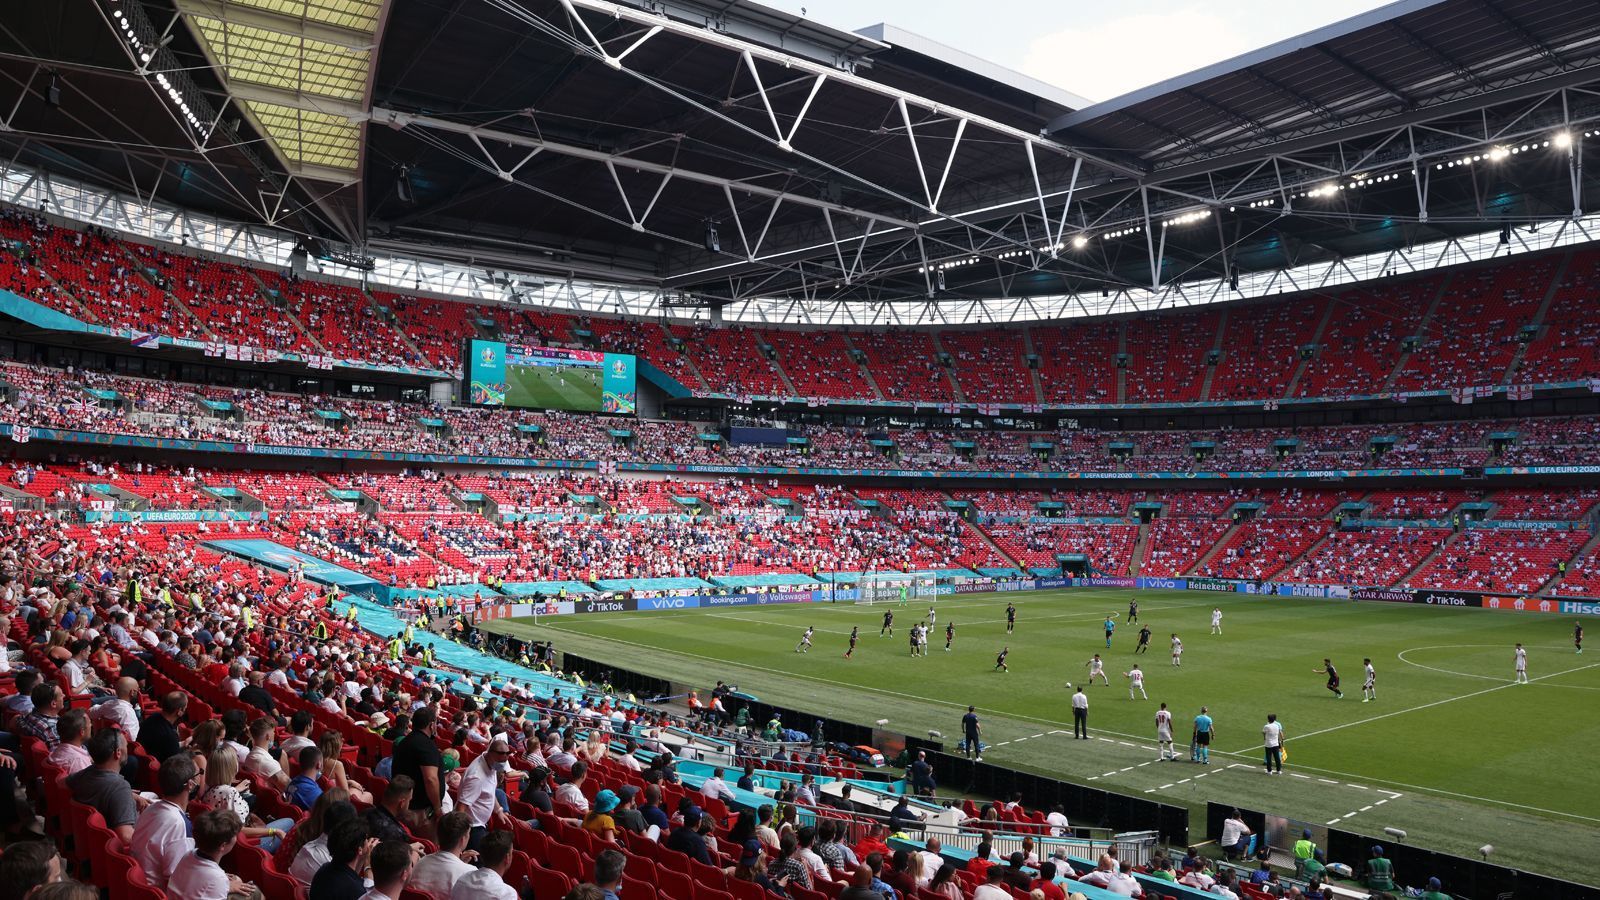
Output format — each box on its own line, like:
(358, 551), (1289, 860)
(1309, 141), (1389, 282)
(362, 838), (415, 900)
(221, 663), (245, 697)
(88, 677), (141, 742)
(46, 709), (92, 776)
(243, 716), (289, 790)
(131, 754), (199, 890)
(554, 761), (590, 814)
(457, 741), (511, 848)
(451, 830), (518, 900)
(167, 809), (252, 900)
(407, 811), (478, 899)
(699, 767), (735, 803)
(1046, 804), (1070, 837)
(973, 865), (1011, 900)
(280, 710), (317, 760)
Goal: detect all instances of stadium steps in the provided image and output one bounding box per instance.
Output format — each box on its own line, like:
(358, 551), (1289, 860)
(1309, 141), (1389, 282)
(111, 239), (214, 338)
(1182, 521), (1244, 576)
(1396, 529), (1461, 587)
(841, 334), (887, 400)
(361, 285), (429, 365)
(963, 517), (1026, 570)
(1539, 527), (1600, 597)
(929, 331), (966, 402)
(0, 241), (102, 324)
(1263, 527), (1334, 581)
(1501, 248), (1571, 386)
(1283, 297), (1337, 398)
(767, 352), (801, 398)
(1380, 271), (1455, 393)
(661, 324), (712, 391)
(1114, 320), (1128, 403)
(1129, 521), (1152, 576)
(1020, 326), (1045, 402)
(1197, 307), (1229, 401)
(242, 267), (333, 356)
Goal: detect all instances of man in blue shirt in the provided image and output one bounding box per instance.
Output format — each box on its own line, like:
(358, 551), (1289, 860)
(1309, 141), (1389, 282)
(1103, 616), (1116, 649)
(288, 747), (324, 810)
(962, 707), (982, 761)
(1192, 707), (1214, 764)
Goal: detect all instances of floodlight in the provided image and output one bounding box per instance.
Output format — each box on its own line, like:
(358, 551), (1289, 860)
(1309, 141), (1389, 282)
(1072, 235), (1088, 249)
(1488, 146), (1509, 161)
(1554, 131), (1573, 149)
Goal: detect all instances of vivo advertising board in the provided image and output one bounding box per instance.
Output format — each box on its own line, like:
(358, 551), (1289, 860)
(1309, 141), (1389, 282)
(638, 596), (701, 611)
(1137, 577), (1187, 590)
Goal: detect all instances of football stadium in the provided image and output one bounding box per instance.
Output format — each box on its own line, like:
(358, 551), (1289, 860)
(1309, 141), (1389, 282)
(1, 1), (1600, 899)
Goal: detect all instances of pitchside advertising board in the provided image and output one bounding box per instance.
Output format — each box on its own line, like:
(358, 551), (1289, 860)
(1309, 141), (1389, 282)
(469, 577), (1600, 622)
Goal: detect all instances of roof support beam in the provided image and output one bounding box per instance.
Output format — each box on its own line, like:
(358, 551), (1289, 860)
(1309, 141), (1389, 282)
(171, 0), (377, 49)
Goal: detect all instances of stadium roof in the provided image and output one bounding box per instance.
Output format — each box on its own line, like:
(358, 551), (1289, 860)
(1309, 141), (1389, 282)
(3, 0), (1600, 322)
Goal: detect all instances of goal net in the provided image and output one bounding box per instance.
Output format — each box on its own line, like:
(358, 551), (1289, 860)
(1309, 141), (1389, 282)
(857, 571), (942, 605)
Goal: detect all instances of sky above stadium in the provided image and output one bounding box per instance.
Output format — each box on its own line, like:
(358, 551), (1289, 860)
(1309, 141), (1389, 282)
(764, 0), (1398, 104)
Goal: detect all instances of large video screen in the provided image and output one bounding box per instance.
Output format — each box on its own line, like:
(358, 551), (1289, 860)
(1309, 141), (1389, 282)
(465, 340), (637, 415)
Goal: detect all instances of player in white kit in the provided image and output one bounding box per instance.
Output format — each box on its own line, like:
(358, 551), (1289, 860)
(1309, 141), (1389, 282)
(1514, 643), (1528, 683)
(917, 623), (930, 655)
(1170, 634), (1184, 667)
(1125, 664), (1147, 700)
(1155, 702), (1174, 760)
(1210, 608), (1223, 634)
(1084, 653), (1109, 686)
(795, 626), (814, 653)
(1361, 657), (1377, 702)
(928, 605), (936, 627)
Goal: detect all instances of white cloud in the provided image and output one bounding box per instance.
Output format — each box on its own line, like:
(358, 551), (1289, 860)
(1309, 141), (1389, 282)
(1020, 7), (1262, 105)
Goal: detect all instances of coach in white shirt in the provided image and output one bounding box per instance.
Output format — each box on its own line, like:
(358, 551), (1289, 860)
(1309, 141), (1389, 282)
(408, 811), (478, 898)
(451, 831), (518, 900)
(90, 677), (142, 741)
(168, 809), (250, 900)
(130, 755), (199, 890)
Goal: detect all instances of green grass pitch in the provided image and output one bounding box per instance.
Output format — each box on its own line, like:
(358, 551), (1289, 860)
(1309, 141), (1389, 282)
(506, 365), (603, 412)
(482, 589), (1600, 885)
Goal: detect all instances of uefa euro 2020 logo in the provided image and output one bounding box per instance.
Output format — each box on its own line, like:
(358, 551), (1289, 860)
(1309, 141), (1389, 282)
(611, 359), (625, 378)
(481, 346), (497, 368)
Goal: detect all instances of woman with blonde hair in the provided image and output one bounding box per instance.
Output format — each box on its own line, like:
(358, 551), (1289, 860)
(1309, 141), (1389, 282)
(202, 747), (295, 853)
(315, 730), (372, 804)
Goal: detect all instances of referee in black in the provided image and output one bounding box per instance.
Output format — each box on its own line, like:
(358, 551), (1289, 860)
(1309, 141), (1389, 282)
(963, 706), (983, 762)
(1071, 686), (1089, 739)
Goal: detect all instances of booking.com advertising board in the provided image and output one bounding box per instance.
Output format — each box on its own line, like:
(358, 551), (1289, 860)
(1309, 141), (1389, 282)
(472, 574), (1598, 623)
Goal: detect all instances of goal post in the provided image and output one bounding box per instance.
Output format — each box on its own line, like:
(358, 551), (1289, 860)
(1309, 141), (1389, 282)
(857, 570), (943, 605)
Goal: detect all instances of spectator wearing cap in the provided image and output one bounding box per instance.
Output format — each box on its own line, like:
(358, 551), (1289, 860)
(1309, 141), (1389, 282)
(1365, 846), (1396, 892)
(1421, 876), (1451, 900)
(611, 786), (646, 835)
(584, 790), (620, 844)
(1292, 829), (1320, 877)
(665, 806), (712, 865)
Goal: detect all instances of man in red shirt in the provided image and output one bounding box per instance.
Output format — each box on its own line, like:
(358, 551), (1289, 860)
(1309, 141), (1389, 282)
(966, 840), (995, 876)
(1033, 861), (1067, 900)
(853, 823), (891, 863)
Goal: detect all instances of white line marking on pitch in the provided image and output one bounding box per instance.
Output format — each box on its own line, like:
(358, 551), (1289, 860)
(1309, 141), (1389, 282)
(1232, 660), (1600, 752)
